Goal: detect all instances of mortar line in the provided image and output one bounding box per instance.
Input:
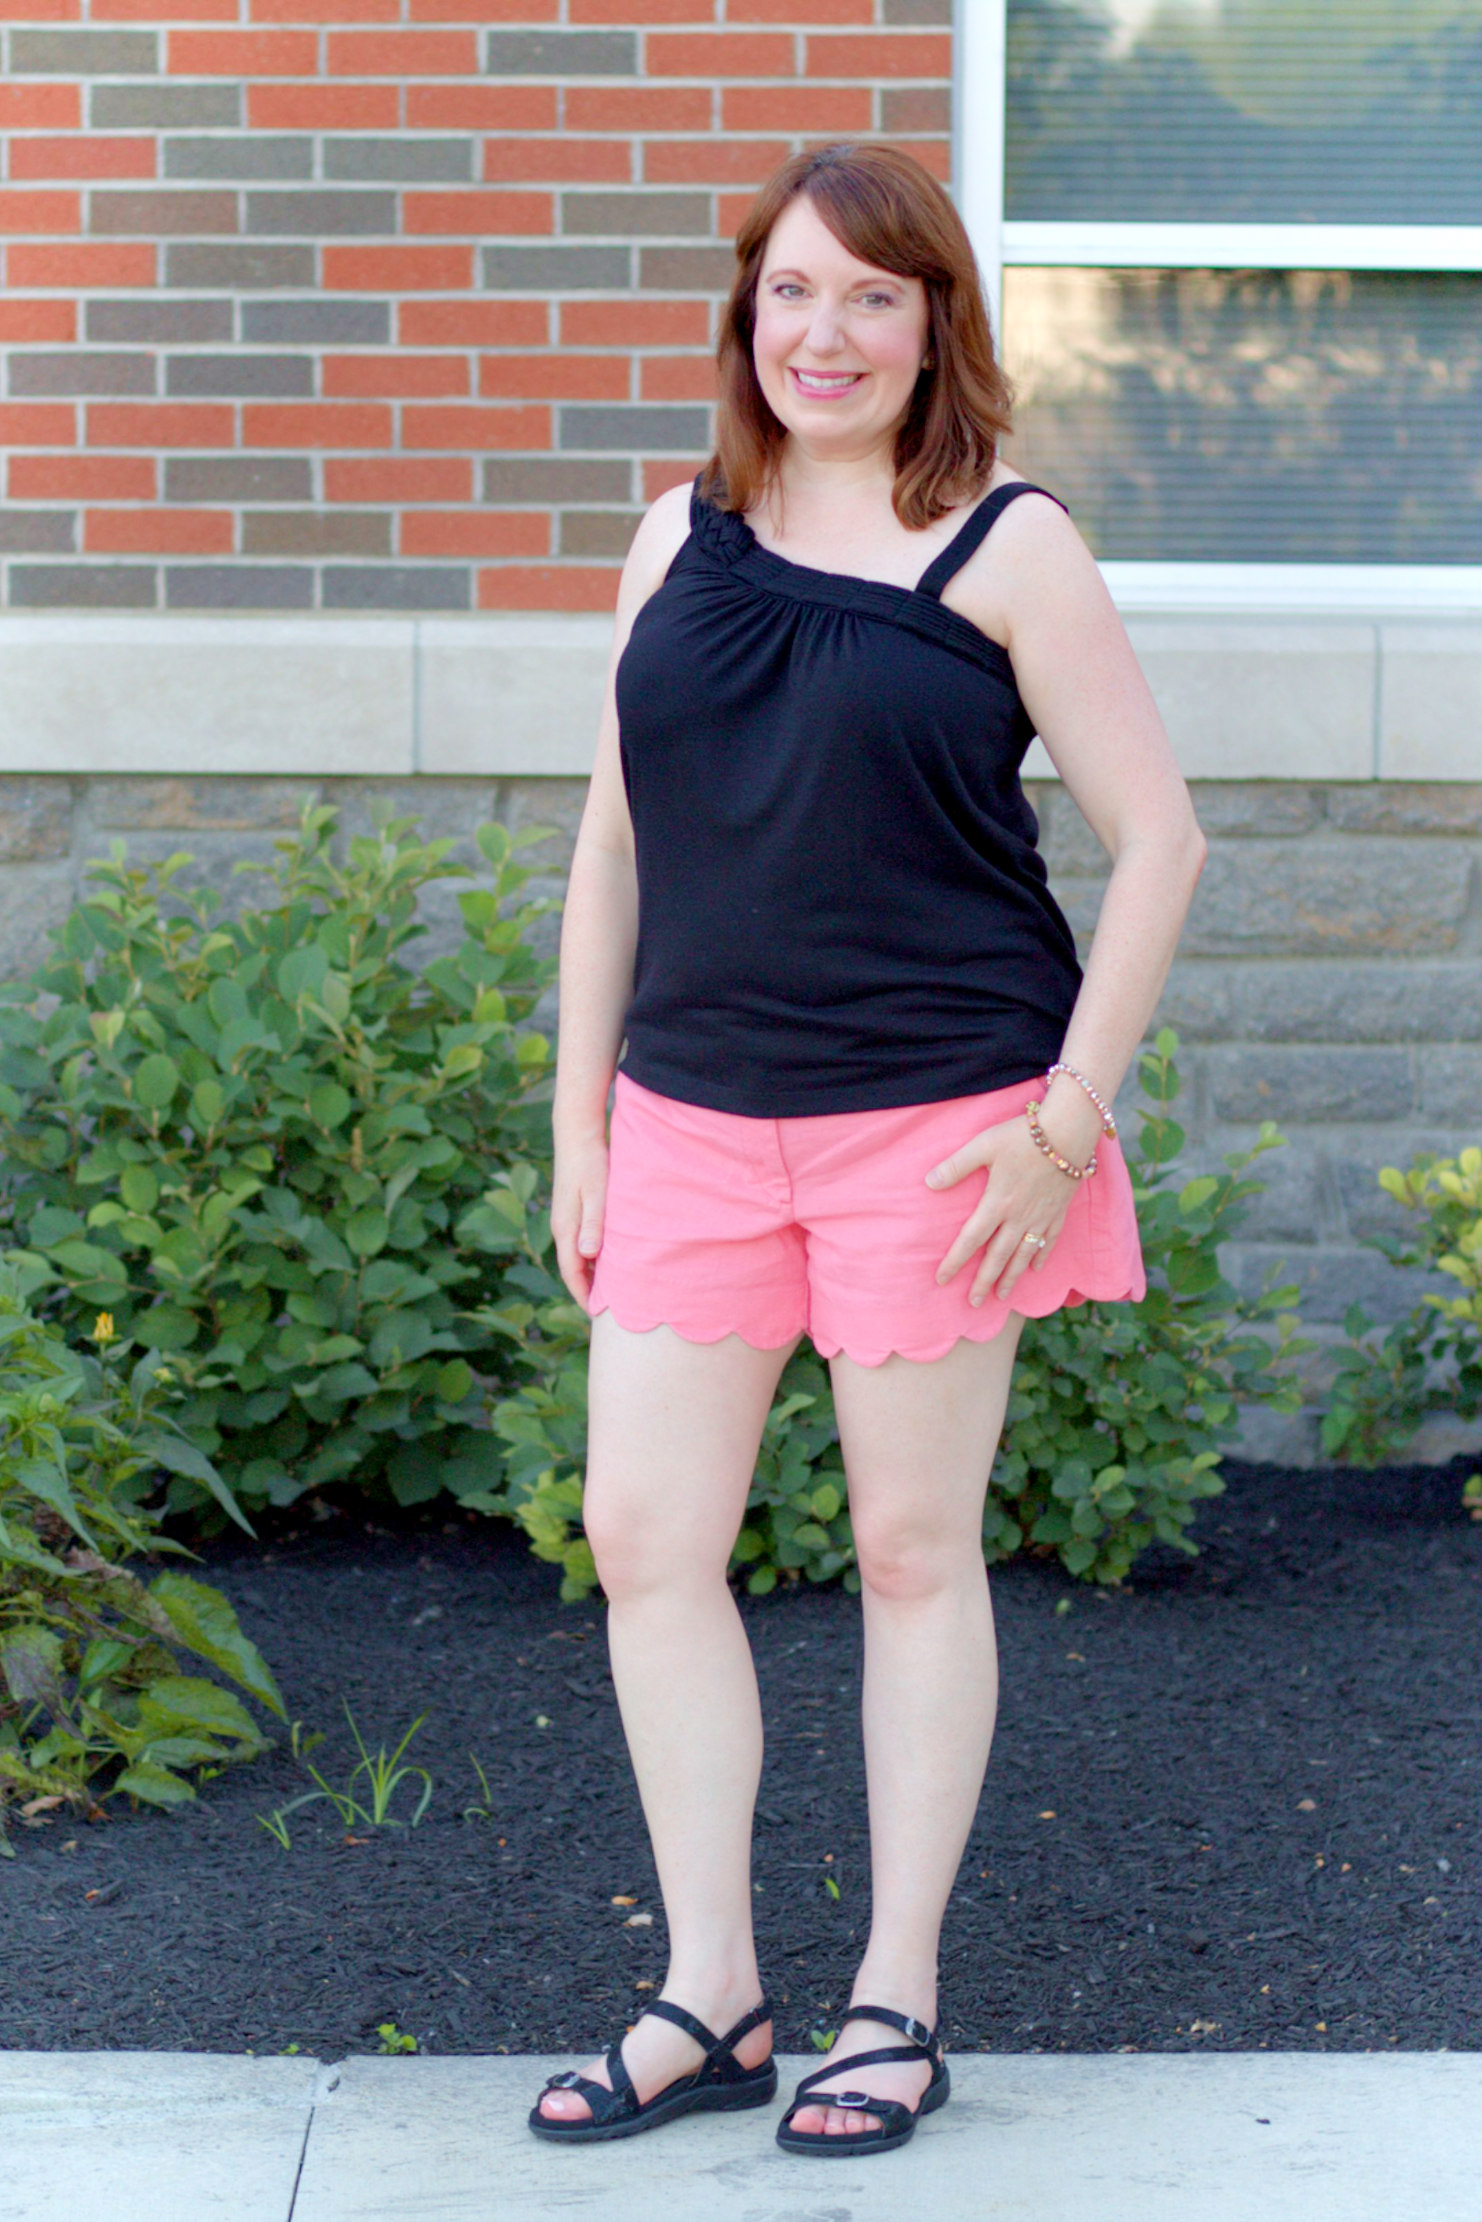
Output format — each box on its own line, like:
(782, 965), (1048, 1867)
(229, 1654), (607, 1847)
(411, 620), (424, 778)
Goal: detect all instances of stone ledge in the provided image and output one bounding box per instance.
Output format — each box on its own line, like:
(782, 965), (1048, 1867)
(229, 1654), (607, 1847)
(3, 609), (1481, 780)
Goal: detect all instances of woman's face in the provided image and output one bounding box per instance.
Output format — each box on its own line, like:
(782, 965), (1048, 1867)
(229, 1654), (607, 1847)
(752, 195), (931, 463)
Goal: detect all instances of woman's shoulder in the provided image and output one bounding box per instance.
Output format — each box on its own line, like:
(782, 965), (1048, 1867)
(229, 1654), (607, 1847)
(615, 478), (699, 622)
(939, 466), (1095, 645)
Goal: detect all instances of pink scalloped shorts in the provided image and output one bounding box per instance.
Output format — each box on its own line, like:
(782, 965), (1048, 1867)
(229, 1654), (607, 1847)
(589, 1070), (1147, 1367)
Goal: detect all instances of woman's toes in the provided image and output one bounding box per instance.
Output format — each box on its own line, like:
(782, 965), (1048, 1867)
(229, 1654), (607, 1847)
(538, 2089), (591, 2122)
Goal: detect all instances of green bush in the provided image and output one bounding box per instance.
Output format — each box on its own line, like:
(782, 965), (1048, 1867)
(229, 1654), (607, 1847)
(473, 1029), (1309, 1598)
(1321, 1147), (1482, 1492)
(0, 1273), (283, 1852)
(0, 806), (555, 1521)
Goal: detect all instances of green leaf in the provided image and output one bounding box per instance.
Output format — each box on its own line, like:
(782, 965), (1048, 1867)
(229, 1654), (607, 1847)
(387, 1443), (446, 1507)
(0, 1625), (68, 1714)
(136, 1304), (200, 1352)
(435, 1359), (474, 1404)
(137, 1676), (264, 1748)
(148, 1572), (286, 1719)
(9, 1452), (92, 1549)
(278, 945), (329, 1002)
(207, 976), (250, 1030)
(190, 1078), (225, 1129)
(119, 1163), (159, 1214)
(309, 1079), (352, 1130)
(136, 1427), (256, 1538)
(45, 1239), (128, 1285)
(304, 1361), (379, 1404)
(113, 1760), (196, 1808)
(440, 1043), (483, 1081)
(345, 1207), (388, 1259)
(133, 1053), (180, 1110)
(0, 1511), (70, 1578)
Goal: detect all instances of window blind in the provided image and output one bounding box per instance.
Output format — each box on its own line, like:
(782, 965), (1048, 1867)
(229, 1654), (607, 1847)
(1006, 1), (1482, 225)
(1002, 266), (1482, 562)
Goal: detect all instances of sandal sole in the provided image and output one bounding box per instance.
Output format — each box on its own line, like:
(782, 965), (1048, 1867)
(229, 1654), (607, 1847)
(775, 2066), (950, 2158)
(529, 2063), (778, 2144)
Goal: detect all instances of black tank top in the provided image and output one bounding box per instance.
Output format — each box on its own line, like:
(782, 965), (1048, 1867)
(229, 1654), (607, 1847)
(614, 478), (1083, 1118)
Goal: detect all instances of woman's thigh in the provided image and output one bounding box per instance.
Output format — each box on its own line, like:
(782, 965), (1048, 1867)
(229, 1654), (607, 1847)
(585, 1312), (802, 1586)
(829, 1321), (1023, 1590)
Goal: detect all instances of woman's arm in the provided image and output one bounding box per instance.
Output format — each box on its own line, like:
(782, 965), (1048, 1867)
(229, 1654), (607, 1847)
(550, 483), (692, 1308)
(977, 492), (1205, 1146)
(929, 496), (1207, 1301)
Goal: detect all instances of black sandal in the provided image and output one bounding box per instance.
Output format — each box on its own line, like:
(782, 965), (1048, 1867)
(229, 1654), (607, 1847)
(776, 2004), (949, 2158)
(528, 1997), (776, 2143)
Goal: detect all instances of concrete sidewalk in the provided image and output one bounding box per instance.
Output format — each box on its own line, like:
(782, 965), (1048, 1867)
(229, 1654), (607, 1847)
(4, 2050), (1478, 2222)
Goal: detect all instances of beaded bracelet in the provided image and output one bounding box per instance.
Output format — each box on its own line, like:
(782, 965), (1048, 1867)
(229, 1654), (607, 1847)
(1024, 1095), (1098, 1181)
(1044, 1060), (1118, 1138)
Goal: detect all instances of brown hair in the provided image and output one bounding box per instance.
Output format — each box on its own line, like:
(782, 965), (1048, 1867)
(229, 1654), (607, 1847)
(700, 142), (1014, 531)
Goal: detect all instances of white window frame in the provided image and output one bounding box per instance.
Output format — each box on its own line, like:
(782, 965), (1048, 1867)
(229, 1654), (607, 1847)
(954, 0), (1482, 613)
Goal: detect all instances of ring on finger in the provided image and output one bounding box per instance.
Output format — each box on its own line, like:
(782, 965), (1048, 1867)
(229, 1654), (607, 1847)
(1020, 1231), (1048, 1250)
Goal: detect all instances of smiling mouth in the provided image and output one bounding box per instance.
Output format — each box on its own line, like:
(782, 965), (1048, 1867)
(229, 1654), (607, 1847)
(788, 367), (864, 398)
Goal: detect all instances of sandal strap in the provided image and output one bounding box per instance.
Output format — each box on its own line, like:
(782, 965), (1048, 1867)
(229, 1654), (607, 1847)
(784, 2087), (915, 2134)
(603, 2040), (636, 2104)
(641, 1998), (722, 2054)
(847, 2003), (939, 2050)
(540, 2066), (632, 2126)
(791, 2041), (929, 2101)
(718, 1996), (773, 2052)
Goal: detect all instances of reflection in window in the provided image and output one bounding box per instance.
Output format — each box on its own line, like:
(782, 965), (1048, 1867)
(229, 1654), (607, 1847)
(1007, 1), (1482, 223)
(1001, 267), (1482, 562)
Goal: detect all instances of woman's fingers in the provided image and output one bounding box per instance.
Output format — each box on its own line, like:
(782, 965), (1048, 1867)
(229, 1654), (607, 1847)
(974, 1225), (1054, 1306)
(924, 1139), (985, 1192)
(553, 1188), (605, 1310)
(553, 1142), (609, 1309)
(935, 1201), (996, 1286)
(931, 1119), (1073, 1296)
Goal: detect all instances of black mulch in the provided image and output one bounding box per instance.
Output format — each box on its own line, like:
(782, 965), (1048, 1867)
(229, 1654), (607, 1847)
(2, 1459), (1478, 2060)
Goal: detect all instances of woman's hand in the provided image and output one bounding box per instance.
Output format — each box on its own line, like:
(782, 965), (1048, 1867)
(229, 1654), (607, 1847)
(551, 1129), (609, 1313)
(925, 1087), (1104, 1305)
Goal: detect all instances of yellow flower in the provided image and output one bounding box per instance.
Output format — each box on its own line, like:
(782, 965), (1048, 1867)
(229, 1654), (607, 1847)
(92, 1312), (117, 1346)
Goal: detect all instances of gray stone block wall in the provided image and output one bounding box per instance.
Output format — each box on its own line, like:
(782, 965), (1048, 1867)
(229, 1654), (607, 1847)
(0, 771), (1477, 1460)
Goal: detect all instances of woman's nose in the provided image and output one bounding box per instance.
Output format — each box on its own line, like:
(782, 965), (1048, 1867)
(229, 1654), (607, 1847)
(803, 305), (846, 355)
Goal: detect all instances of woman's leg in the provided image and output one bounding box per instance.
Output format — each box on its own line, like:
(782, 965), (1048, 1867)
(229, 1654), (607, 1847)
(536, 1311), (798, 2122)
(787, 1319), (1023, 2137)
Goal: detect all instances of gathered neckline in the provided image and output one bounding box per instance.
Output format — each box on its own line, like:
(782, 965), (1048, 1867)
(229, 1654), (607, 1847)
(687, 491), (1020, 687)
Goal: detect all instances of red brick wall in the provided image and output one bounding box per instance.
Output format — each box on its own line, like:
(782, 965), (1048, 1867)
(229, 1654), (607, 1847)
(0, 3), (952, 613)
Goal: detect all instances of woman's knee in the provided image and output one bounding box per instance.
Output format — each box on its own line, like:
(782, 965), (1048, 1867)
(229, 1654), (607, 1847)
(849, 1501), (980, 1603)
(582, 1469), (733, 1601)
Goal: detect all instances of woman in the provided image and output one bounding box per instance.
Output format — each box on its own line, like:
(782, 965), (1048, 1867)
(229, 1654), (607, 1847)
(529, 143), (1205, 2158)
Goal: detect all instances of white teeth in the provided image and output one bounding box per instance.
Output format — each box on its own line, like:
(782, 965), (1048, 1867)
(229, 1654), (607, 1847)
(793, 370), (861, 392)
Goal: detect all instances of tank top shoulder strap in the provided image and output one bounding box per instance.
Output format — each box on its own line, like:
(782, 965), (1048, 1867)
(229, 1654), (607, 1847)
(914, 481), (1067, 603)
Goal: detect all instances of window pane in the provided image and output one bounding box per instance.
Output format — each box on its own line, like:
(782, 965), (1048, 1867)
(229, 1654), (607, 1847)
(1007, 1), (1482, 223)
(1001, 267), (1482, 562)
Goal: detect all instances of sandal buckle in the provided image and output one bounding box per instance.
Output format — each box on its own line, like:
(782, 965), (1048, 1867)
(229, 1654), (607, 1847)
(547, 2071), (581, 2089)
(904, 2016), (931, 2047)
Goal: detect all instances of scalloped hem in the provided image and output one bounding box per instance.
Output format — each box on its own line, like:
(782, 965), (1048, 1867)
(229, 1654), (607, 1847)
(809, 1280), (1145, 1367)
(590, 1278), (1145, 1369)
(590, 1295), (807, 1353)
